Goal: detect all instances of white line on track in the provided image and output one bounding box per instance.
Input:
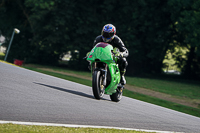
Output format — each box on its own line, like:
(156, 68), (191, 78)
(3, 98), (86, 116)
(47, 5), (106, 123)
(0, 120), (182, 133)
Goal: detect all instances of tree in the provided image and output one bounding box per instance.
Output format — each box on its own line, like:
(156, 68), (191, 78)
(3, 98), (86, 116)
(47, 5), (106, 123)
(168, 0), (200, 77)
(1, 0), (200, 77)
(0, 0), (32, 62)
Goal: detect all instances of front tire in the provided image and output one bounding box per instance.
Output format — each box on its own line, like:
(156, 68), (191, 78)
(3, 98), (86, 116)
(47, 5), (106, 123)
(92, 70), (105, 99)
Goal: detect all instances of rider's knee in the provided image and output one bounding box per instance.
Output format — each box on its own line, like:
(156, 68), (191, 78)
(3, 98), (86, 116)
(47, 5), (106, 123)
(119, 58), (128, 70)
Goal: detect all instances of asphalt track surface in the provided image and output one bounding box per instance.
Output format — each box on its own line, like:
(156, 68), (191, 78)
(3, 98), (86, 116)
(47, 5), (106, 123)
(0, 62), (200, 133)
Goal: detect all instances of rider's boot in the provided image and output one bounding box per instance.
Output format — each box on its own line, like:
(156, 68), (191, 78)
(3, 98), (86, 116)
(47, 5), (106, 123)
(120, 70), (126, 85)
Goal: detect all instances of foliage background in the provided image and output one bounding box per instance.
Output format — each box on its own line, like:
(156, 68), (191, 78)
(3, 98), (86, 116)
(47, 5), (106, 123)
(0, 0), (200, 77)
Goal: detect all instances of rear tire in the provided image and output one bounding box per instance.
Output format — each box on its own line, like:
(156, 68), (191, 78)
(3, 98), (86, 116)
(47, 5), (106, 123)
(92, 70), (105, 99)
(110, 86), (123, 102)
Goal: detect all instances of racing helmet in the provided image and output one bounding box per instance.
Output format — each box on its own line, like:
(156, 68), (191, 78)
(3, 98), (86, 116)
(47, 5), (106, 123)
(101, 24), (116, 42)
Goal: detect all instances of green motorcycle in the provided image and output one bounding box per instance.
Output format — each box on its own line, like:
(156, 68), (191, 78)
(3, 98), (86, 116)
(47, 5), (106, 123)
(87, 42), (124, 102)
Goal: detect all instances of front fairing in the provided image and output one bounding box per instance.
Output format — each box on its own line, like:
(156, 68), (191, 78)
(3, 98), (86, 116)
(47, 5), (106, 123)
(87, 42), (113, 63)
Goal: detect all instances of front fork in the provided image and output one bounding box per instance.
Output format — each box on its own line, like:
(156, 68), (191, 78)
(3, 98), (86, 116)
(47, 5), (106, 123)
(92, 62), (107, 86)
(102, 64), (107, 86)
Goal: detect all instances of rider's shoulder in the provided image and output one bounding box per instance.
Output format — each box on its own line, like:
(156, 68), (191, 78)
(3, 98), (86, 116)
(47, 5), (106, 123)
(113, 35), (123, 43)
(93, 35), (103, 46)
(114, 35), (121, 38)
(95, 35), (102, 40)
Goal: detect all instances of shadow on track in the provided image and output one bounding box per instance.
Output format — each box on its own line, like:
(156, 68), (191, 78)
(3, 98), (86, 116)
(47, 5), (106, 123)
(33, 82), (95, 99)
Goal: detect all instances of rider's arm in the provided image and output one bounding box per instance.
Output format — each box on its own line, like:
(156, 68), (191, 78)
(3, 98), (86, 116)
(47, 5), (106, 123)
(93, 35), (102, 47)
(114, 36), (129, 58)
(121, 48), (129, 58)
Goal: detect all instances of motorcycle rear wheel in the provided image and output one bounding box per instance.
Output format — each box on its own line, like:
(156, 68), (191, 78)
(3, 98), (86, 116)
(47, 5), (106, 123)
(92, 70), (105, 99)
(110, 86), (123, 102)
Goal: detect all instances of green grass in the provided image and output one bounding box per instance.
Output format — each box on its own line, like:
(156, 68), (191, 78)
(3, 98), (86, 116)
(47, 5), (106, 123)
(0, 124), (147, 133)
(26, 64), (92, 77)
(51, 67), (91, 77)
(24, 66), (200, 118)
(25, 67), (92, 86)
(0, 52), (5, 60)
(123, 90), (200, 117)
(0, 52), (4, 55)
(126, 76), (200, 99)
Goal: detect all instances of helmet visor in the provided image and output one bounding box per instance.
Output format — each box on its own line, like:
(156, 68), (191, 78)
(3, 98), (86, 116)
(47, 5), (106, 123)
(102, 31), (114, 39)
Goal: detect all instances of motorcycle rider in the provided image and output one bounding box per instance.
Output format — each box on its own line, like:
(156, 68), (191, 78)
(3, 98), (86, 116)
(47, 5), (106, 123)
(93, 24), (128, 85)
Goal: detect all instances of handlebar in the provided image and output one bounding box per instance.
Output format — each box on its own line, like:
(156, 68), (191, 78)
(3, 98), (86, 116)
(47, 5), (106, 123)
(111, 50), (123, 59)
(83, 56), (87, 60)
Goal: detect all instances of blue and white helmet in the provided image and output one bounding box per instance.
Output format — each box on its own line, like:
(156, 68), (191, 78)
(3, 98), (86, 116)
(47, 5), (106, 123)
(101, 24), (116, 42)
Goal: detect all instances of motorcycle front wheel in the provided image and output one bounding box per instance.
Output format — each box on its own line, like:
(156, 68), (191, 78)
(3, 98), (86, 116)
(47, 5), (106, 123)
(92, 70), (105, 99)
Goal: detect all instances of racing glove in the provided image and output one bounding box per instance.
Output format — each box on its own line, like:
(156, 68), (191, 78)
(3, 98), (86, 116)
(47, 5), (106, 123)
(113, 48), (123, 57)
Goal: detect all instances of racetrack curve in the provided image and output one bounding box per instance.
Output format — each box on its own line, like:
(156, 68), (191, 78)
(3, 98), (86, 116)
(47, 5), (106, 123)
(0, 62), (200, 132)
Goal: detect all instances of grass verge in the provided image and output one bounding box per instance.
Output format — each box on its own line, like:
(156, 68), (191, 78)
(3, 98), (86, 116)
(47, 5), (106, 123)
(0, 123), (147, 133)
(123, 90), (200, 117)
(25, 67), (92, 86)
(24, 66), (200, 118)
(126, 76), (200, 100)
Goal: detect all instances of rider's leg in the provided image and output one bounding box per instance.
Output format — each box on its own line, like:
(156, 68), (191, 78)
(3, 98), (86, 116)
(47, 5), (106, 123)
(120, 69), (126, 85)
(118, 58), (128, 85)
